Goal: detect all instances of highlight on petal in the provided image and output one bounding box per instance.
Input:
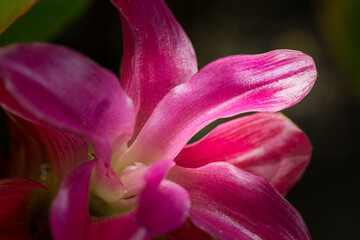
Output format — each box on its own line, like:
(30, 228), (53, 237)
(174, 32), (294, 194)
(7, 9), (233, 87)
(111, 0), (197, 137)
(176, 112), (312, 195)
(168, 162), (310, 240)
(136, 160), (190, 235)
(50, 160), (139, 240)
(124, 50), (317, 166)
(0, 43), (135, 160)
(0, 178), (46, 239)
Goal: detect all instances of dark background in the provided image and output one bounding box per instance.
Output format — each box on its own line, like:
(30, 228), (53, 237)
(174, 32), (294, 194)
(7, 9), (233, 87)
(1, 0), (359, 239)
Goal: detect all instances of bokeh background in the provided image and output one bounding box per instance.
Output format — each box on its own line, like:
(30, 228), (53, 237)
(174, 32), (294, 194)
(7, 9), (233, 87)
(1, 0), (359, 239)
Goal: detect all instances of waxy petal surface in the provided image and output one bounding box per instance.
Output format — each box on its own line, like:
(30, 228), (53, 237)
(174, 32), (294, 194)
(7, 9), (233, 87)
(0, 43), (135, 160)
(125, 50), (316, 165)
(111, 0), (197, 137)
(50, 160), (139, 240)
(169, 162), (310, 240)
(0, 178), (46, 240)
(136, 160), (190, 235)
(176, 113), (311, 195)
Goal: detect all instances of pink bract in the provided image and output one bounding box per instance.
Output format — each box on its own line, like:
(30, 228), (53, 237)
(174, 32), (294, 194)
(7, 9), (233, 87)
(0, 0), (317, 239)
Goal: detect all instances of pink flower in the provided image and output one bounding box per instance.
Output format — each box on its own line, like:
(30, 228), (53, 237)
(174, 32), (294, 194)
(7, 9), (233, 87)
(0, 0), (317, 239)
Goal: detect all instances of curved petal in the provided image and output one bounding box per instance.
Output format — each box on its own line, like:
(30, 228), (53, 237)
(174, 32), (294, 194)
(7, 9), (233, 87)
(0, 43), (135, 161)
(168, 162), (310, 240)
(175, 113), (312, 195)
(50, 160), (139, 240)
(0, 178), (46, 240)
(136, 160), (190, 235)
(5, 111), (89, 188)
(124, 50), (316, 166)
(35, 124), (89, 184)
(111, 0), (197, 137)
(4, 113), (48, 182)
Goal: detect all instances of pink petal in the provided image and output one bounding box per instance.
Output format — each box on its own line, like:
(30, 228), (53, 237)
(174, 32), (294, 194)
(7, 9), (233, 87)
(50, 160), (139, 240)
(125, 50), (316, 166)
(0, 43), (135, 161)
(35, 124), (89, 184)
(136, 160), (190, 235)
(168, 162), (310, 240)
(0, 178), (46, 239)
(176, 112), (311, 195)
(111, 0), (197, 137)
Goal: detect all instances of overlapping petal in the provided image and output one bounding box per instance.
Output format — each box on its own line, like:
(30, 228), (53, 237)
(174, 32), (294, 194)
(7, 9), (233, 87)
(175, 112), (311, 195)
(4, 113), (48, 182)
(111, 0), (197, 137)
(50, 160), (139, 240)
(4, 113), (88, 188)
(0, 43), (135, 160)
(124, 50), (316, 167)
(168, 162), (310, 240)
(0, 178), (46, 240)
(35, 124), (88, 184)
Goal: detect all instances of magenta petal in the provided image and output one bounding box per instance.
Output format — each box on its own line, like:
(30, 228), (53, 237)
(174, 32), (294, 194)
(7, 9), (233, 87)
(0, 178), (46, 239)
(136, 160), (190, 235)
(50, 160), (139, 240)
(0, 43), (135, 160)
(111, 0), (197, 137)
(35, 124), (89, 183)
(176, 112), (312, 195)
(169, 162), (310, 240)
(126, 50), (316, 164)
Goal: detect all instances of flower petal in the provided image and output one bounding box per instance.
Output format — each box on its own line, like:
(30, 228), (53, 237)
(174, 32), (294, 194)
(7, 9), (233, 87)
(4, 113), (48, 182)
(175, 112), (311, 195)
(168, 162), (310, 240)
(50, 160), (139, 240)
(111, 0), (197, 137)
(35, 123), (89, 184)
(0, 178), (46, 239)
(125, 50), (316, 166)
(0, 43), (135, 160)
(136, 160), (190, 235)
(5, 112), (88, 188)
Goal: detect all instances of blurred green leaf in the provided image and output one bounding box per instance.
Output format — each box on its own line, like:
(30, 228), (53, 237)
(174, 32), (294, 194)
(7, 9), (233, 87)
(0, 0), (38, 35)
(0, 0), (93, 45)
(320, 0), (360, 97)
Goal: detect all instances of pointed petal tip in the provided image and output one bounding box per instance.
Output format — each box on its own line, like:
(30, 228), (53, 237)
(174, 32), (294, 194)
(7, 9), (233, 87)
(126, 48), (317, 164)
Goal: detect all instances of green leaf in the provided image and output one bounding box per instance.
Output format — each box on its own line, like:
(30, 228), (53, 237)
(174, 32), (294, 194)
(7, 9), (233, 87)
(0, 0), (38, 36)
(320, 0), (360, 97)
(0, 0), (93, 45)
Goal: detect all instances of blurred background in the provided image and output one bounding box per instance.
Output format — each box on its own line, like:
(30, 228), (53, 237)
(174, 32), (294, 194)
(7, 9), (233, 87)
(1, 0), (359, 239)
